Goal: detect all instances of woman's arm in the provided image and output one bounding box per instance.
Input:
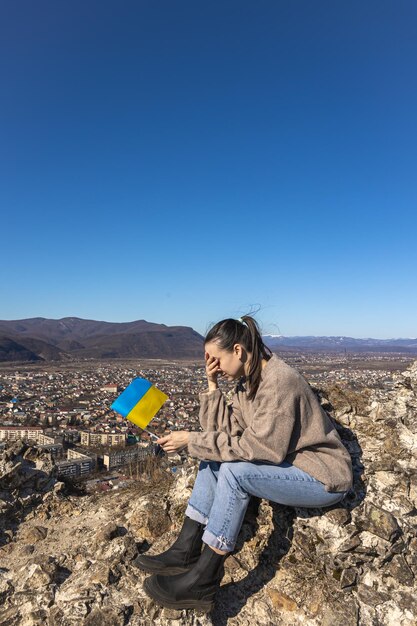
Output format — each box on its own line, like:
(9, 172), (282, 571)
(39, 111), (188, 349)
(188, 383), (299, 464)
(156, 358), (245, 454)
(198, 388), (244, 435)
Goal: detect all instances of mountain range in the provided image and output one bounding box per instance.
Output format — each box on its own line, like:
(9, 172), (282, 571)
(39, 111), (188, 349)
(262, 334), (417, 353)
(0, 317), (203, 362)
(0, 317), (416, 362)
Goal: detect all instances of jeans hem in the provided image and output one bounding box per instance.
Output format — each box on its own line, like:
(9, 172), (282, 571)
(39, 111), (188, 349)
(202, 529), (235, 553)
(185, 503), (209, 525)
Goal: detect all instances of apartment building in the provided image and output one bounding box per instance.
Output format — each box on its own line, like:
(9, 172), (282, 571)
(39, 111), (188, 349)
(0, 426), (44, 442)
(55, 456), (95, 478)
(103, 445), (151, 470)
(36, 443), (64, 459)
(80, 431), (126, 447)
(67, 447), (97, 467)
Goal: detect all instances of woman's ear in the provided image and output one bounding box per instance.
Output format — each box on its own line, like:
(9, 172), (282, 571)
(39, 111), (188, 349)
(234, 343), (243, 358)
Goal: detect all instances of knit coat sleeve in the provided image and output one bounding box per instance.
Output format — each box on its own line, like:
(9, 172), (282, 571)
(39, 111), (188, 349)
(197, 389), (245, 437)
(188, 379), (299, 463)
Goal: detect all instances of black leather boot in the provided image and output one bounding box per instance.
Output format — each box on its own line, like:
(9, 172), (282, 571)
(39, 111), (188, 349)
(133, 516), (205, 575)
(143, 544), (227, 612)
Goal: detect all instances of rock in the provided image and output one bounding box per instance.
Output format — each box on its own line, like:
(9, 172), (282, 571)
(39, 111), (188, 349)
(387, 554), (414, 587)
(53, 481), (66, 494)
(0, 572), (14, 604)
(0, 605), (21, 626)
(88, 563), (114, 585)
(340, 567), (357, 588)
(319, 598), (359, 626)
(324, 507), (351, 526)
(267, 589), (298, 611)
(19, 525), (48, 543)
(120, 533), (139, 561)
(338, 536), (362, 552)
(356, 583), (390, 607)
(396, 590), (417, 615)
(18, 561), (55, 590)
(128, 498), (171, 540)
(161, 607), (183, 620)
(405, 537), (417, 575)
(355, 503), (401, 542)
(84, 608), (126, 626)
(409, 474), (417, 507)
(95, 522), (119, 543)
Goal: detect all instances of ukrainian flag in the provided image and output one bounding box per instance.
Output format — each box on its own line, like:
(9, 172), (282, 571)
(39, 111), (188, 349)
(111, 378), (168, 429)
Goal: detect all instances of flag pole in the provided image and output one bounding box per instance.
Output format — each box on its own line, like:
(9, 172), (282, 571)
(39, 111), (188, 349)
(143, 428), (159, 440)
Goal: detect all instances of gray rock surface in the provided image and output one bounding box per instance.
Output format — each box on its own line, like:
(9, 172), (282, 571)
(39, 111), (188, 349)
(0, 361), (417, 624)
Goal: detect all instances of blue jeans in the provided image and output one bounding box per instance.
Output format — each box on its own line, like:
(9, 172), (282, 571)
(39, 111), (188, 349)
(185, 460), (348, 552)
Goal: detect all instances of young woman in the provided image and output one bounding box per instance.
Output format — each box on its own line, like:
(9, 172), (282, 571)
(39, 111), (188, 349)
(135, 316), (353, 612)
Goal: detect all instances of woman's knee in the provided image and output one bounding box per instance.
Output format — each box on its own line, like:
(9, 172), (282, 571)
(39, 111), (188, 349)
(213, 463), (251, 501)
(217, 461), (253, 487)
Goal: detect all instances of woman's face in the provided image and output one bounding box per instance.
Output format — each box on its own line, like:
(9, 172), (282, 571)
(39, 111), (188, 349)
(205, 341), (246, 380)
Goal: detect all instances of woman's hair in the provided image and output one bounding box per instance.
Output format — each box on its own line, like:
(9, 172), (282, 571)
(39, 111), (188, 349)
(204, 315), (272, 400)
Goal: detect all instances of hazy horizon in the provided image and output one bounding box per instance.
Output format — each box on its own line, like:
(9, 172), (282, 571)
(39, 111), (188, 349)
(0, 314), (415, 342)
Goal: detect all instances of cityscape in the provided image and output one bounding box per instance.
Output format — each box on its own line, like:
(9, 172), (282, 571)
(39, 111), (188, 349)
(0, 351), (413, 490)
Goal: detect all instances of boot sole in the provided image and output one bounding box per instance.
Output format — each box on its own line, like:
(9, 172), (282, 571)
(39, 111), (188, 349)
(143, 577), (214, 613)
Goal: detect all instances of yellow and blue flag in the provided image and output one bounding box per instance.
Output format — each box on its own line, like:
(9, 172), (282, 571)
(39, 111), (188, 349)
(111, 378), (168, 430)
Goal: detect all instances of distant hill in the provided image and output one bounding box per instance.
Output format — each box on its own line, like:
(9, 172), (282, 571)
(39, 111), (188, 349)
(0, 336), (43, 362)
(0, 317), (204, 362)
(263, 335), (417, 353)
(0, 317), (175, 342)
(0, 335), (68, 362)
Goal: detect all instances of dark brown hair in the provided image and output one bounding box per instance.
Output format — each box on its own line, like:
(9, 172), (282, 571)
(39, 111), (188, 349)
(204, 315), (272, 400)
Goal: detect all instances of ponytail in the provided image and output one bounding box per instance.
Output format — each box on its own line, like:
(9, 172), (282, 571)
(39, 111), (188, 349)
(204, 315), (272, 400)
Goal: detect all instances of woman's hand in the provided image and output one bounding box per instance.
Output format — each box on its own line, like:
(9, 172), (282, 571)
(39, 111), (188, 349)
(156, 431), (190, 454)
(205, 352), (222, 391)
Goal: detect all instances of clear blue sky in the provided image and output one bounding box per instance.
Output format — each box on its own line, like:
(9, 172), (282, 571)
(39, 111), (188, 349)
(1, 1), (416, 338)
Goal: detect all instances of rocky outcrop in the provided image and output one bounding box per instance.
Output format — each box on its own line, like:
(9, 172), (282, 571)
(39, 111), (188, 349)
(0, 361), (416, 625)
(0, 440), (60, 546)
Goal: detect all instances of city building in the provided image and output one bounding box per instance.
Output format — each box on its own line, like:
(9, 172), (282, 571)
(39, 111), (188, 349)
(55, 456), (95, 478)
(101, 384), (119, 393)
(67, 447), (97, 467)
(0, 426), (44, 442)
(103, 444), (152, 470)
(80, 431), (126, 447)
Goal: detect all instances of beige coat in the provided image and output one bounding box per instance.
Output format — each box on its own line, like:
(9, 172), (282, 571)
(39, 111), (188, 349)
(187, 354), (353, 493)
